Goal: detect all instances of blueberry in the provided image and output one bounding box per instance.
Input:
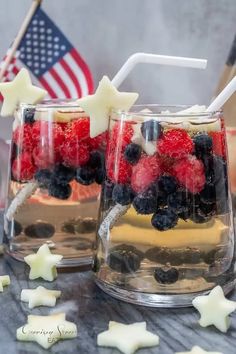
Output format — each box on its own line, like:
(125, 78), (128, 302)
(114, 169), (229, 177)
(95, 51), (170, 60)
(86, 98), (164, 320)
(48, 182), (72, 199)
(190, 207), (212, 224)
(74, 218), (97, 234)
(194, 134), (213, 157)
(61, 220), (76, 234)
(75, 238), (93, 250)
(89, 151), (105, 169)
(95, 168), (105, 184)
(141, 120), (163, 141)
(107, 248), (142, 273)
(167, 190), (190, 215)
(24, 222), (55, 238)
(182, 247), (202, 264)
(101, 179), (115, 210)
(145, 247), (172, 264)
(199, 201), (216, 216)
(52, 164), (75, 185)
(204, 247), (226, 265)
(23, 108), (35, 124)
(14, 220), (23, 236)
(111, 244), (144, 259)
(124, 143), (142, 164)
(133, 187), (157, 214)
(213, 156), (227, 183)
(200, 182), (216, 204)
(151, 208), (178, 231)
(76, 166), (96, 185)
(158, 175), (177, 195)
(35, 169), (52, 188)
(154, 267), (179, 284)
(112, 184), (134, 205)
(102, 179), (114, 200)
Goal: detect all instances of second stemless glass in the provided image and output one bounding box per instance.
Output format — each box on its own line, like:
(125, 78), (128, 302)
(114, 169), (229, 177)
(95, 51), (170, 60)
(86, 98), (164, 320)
(4, 100), (106, 267)
(95, 105), (235, 307)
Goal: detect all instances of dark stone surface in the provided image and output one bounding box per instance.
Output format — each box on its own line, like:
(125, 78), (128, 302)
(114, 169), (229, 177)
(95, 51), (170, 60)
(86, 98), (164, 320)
(0, 255), (235, 354)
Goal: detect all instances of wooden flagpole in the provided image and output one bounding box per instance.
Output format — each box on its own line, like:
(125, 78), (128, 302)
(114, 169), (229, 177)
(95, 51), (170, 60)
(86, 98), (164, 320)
(0, 0), (42, 82)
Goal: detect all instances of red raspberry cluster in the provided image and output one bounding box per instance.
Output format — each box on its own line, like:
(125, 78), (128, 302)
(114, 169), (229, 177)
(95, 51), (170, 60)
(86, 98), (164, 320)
(11, 117), (106, 183)
(106, 124), (208, 195)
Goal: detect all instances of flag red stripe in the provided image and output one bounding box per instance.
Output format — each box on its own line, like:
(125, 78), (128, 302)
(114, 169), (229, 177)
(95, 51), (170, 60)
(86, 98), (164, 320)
(39, 76), (57, 98)
(70, 48), (93, 94)
(50, 67), (71, 98)
(60, 58), (82, 98)
(12, 66), (19, 75)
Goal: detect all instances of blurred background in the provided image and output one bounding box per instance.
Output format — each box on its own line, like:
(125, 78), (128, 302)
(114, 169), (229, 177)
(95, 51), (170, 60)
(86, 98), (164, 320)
(0, 0), (235, 139)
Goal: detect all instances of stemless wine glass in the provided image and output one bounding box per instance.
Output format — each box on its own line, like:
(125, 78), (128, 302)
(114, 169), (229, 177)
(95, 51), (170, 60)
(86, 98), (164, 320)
(94, 105), (235, 307)
(4, 100), (106, 267)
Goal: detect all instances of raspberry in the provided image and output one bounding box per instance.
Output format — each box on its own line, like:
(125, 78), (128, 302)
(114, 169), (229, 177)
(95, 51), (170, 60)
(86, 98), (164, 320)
(173, 156), (206, 194)
(12, 124), (34, 151)
(209, 131), (226, 158)
(60, 138), (90, 168)
(89, 131), (108, 150)
(67, 118), (90, 141)
(107, 155), (132, 184)
(32, 121), (65, 152)
(12, 152), (36, 182)
(33, 145), (62, 169)
(32, 120), (47, 143)
(131, 155), (162, 193)
(157, 129), (194, 159)
(109, 121), (134, 152)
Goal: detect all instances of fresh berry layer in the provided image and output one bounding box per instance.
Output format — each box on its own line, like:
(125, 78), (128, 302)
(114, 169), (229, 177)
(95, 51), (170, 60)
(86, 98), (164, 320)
(11, 116), (106, 200)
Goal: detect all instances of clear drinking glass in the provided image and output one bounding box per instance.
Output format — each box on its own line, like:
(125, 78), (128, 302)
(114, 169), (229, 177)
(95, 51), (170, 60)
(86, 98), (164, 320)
(94, 105), (235, 307)
(226, 127), (236, 211)
(4, 100), (106, 267)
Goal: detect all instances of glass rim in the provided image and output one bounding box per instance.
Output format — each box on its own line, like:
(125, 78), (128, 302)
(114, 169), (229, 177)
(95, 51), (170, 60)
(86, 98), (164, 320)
(111, 104), (222, 118)
(19, 99), (80, 110)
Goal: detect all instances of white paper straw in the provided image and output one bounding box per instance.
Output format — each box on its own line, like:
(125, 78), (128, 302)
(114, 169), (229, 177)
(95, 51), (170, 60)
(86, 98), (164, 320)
(206, 76), (236, 112)
(111, 53), (207, 88)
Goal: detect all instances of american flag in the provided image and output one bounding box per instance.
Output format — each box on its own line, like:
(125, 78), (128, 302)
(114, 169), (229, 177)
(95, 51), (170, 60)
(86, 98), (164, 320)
(0, 7), (93, 98)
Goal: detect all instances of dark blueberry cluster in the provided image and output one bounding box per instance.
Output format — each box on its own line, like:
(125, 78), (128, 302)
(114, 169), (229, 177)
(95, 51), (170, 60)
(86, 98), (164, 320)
(35, 150), (105, 200)
(145, 246), (203, 266)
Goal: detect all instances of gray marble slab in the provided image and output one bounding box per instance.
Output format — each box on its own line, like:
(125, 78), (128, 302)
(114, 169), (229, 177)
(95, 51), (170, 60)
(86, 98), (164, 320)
(0, 255), (235, 354)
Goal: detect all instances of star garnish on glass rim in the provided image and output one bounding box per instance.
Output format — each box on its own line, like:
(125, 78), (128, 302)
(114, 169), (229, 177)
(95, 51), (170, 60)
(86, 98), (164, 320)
(16, 313), (77, 349)
(176, 345), (223, 354)
(21, 286), (61, 309)
(0, 68), (47, 116)
(192, 285), (236, 333)
(97, 321), (159, 354)
(77, 75), (138, 138)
